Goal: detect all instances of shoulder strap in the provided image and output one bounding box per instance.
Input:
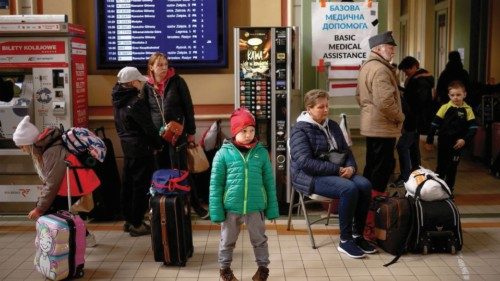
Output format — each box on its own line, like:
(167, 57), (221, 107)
(415, 174), (452, 199)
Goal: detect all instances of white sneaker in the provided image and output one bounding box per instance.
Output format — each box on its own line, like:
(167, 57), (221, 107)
(86, 232), (97, 248)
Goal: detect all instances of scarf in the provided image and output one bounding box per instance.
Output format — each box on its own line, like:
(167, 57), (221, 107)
(147, 67), (175, 96)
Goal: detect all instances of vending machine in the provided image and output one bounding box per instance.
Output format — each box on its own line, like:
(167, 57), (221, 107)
(0, 15), (88, 214)
(234, 27), (297, 213)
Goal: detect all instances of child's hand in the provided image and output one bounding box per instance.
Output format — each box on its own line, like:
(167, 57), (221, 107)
(424, 143), (434, 151)
(453, 139), (465, 150)
(28, 208), (43, 220)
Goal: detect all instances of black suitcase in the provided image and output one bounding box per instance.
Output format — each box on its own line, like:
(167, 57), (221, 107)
(150, 194), (193, 266)
(374, 196), (412, 255)
(88, 127), (122, 220)
(411, 198), (463, 254)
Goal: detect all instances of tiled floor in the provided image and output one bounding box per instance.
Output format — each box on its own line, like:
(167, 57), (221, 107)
(1, 139), (500, 280)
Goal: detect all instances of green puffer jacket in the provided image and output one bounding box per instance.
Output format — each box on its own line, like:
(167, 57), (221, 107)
(209, 140), (279, 223)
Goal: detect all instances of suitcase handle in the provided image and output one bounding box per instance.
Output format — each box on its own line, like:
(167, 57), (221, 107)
(94, 126), (106, 139)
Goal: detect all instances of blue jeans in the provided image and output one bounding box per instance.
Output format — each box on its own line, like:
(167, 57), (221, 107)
(396, 131), (421, 181)
(313, 175), (372, 241)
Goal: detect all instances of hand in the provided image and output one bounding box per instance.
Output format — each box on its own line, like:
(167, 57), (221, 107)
(339, 166), (354, 179)
(28, 208), (43, 220)
(424, 143), (434, 151)
(454, 139), (465, 150)
(187, 134), (196, 147)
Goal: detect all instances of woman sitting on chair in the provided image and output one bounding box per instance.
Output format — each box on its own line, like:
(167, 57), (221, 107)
(290, 89), (375, 259)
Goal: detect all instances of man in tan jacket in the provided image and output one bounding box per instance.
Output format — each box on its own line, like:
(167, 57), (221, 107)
(356, 31), (404, 193)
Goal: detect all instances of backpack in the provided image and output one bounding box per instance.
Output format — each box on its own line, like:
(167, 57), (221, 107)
(200, 119), (224, 152)
(149, 169), (191, 196)
(61, 127), (107, 165)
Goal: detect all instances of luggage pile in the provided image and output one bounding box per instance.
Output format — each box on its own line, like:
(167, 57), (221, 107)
(374, 167), (463, 266)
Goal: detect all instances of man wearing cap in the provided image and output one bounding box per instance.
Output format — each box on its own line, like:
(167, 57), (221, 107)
(112, 66), (162, 237)
(356, 31), (404, 195)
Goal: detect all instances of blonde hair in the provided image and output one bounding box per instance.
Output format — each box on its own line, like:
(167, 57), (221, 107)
(304, 89), (329, 109)
(25, 145), (45, 182)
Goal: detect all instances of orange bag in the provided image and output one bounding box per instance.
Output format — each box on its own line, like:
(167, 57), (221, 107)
(58, 153), (101, 196)
(161, 121), (184, 146)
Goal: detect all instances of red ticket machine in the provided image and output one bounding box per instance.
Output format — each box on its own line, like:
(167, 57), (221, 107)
(0, 15), (88, 214)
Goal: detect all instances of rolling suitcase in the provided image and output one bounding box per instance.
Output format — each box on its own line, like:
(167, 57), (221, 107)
(88, 127), (122, 220)
(409, 179), (462, 255)
(150, 194), (193, 266)
(35, 211), (86, 280)
(411, 198), (463, 254)
(34, 163), (86, 280)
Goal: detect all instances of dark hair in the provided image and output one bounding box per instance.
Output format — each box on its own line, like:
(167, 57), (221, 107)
(448, 51), (461, 62)
(448, 80), (466, 92)
(398, 56), (419, 70)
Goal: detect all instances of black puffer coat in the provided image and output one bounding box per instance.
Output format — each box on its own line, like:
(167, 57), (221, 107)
(143, 74), (196, 138)
(112, 83), (162, 157)
(402, 68), (435, 134)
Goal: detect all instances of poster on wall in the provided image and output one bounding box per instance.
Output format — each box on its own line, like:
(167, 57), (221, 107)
(311, 1), (378, 67)
(238, 28), (272, 80)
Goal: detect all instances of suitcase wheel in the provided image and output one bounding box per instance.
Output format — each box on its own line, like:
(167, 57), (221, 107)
(422, 245), (428, 255)
(450, 245), (456, 254)
(75, 268), (84, 278)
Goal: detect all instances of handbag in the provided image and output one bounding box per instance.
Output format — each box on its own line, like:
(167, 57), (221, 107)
(187, 144), (210, 173)
(328, 151), (347, 165)
(70, 193), (94, 213)
(160, 120), (184, 145)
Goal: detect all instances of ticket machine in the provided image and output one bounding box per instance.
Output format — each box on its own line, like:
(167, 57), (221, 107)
(0, 15), (88, 214)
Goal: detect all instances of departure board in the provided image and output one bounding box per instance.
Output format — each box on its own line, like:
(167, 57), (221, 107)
(96, 0), (227, 69)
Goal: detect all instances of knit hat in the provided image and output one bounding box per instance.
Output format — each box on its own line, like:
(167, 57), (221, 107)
(230, 107), (256, 137)
(13, 116), (40, 146)
(117, 66), (147, 83)
(369, 31), (397, 49)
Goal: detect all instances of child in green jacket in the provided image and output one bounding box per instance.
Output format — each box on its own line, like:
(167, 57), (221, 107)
(209, 107), (279, 281)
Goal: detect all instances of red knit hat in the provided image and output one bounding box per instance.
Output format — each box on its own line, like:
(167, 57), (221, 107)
(230, 107), (256, 137)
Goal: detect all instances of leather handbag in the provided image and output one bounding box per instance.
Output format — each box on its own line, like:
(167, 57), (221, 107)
(70, 193), (94, 213)
(160, 121), (184, 146)
(187, 144), (210, 173)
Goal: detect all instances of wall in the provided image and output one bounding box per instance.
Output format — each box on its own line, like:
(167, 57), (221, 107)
(451, 0), (471, 71)
(41, 0), (75, 22)
(250, 0), (281, 26)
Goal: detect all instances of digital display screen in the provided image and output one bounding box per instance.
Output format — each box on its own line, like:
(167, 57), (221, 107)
(95, 0), (227, 69)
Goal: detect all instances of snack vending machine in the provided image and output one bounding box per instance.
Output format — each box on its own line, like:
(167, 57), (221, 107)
(0, 15), (88, 214)
(234, 27), (297, 212)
